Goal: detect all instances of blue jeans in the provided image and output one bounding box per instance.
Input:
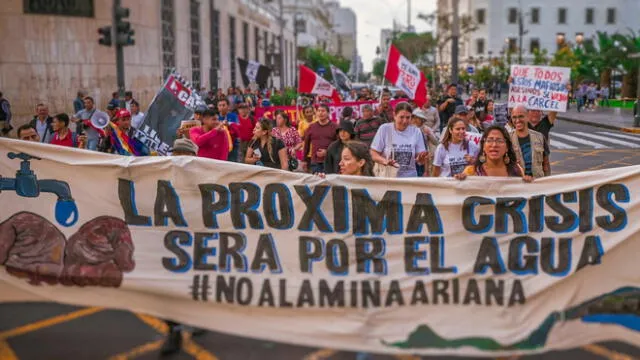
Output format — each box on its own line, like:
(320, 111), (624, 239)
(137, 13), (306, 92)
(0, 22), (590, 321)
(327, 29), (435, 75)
(311, 162), (325, 174)
(228, 141), (240, 162)
(86, 138), (99, 151)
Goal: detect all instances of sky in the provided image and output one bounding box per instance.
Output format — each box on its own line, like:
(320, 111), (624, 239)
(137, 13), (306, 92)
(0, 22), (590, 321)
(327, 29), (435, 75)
(339, 0), (437, 73)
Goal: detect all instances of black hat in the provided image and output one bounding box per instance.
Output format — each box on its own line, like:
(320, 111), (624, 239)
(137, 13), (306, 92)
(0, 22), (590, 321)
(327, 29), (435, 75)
(337, 120), (355, 137)
(455, 105), (469, 115)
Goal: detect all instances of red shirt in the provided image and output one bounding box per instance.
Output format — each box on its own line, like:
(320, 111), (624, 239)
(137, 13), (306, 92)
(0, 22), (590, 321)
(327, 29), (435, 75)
(51, 131), (74, 147)
(237, 115), (255, 142)
(189, 126), (229, 160)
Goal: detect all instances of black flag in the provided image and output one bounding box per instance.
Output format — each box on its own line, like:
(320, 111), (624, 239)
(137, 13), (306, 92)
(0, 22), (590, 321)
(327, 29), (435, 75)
(237, 58), (271, 89)
(330, 64), (352, 92)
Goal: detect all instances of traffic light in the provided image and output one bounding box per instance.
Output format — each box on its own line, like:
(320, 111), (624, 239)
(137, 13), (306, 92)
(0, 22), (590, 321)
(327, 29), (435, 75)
(98, 26), (113, 47)
(115, 5), (135, 46)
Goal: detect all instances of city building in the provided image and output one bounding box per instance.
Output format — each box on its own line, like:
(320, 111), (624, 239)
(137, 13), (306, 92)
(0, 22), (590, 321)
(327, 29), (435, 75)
(1, 0), (296, 124)
(282, 0), (334, 53)
(437, 0), (640, 68)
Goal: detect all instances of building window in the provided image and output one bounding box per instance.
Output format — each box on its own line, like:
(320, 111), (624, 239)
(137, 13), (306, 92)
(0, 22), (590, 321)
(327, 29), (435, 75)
(530, 38), (540, 53)
(508, 8), (517, 24)
(585, 8), (594, 24)
(229, 15), (236, 87)
(242, 22), (249, 60)
(606, 8), (616, 24)
(507, 38), (517, 52)
(476, 39), (485, 55)
(263, 30), (269, 66)
(558, 8), (567, 24)
(253, 27), (260, 62)
(161, 0), (176, 79)
(210, 5), (220, 89)
(531, 8), (540, 24)
(189, 0), (201, 89)
(476, 9), (486, 25)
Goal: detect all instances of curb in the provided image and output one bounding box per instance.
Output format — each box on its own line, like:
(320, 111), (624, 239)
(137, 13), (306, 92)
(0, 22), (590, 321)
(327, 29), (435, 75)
(558, 115), (640, 133)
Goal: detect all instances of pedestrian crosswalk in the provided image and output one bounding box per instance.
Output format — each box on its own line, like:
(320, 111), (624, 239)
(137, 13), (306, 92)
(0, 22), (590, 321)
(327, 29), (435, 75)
(549, 131), (640, 150)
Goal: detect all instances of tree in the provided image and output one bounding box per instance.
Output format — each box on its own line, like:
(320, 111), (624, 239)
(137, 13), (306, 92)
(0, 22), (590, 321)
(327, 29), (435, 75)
(418, 11), (478, 68)
(472, 66), (493, 87)
(532, 48), (549, 65)
(372, 60), (386, 79)
(299, 47), (351, 82)
(392, 32), (437, 64)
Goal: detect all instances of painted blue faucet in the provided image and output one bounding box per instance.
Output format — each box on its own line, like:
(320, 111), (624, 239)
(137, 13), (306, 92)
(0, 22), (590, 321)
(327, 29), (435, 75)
(1, 152), (78, 227)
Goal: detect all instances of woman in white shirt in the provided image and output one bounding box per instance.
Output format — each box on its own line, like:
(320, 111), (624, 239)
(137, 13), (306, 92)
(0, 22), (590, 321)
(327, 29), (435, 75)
(432, 117), (479, 177)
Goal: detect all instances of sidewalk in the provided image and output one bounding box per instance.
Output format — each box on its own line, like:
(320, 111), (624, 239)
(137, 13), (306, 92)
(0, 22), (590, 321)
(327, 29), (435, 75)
(557, 107), (639, 133)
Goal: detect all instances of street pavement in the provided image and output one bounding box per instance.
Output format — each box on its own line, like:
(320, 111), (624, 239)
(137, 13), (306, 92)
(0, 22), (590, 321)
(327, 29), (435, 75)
(1, 117), (639, 360)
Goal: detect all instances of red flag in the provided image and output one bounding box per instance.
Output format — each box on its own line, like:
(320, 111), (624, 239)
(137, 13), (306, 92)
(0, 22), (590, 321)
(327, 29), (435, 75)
(384, 44), (428, 107)
(298, 65), (341, 103)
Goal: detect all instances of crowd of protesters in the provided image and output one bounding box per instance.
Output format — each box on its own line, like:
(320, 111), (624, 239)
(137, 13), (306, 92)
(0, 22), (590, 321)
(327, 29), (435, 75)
(6, 79), (561, 186)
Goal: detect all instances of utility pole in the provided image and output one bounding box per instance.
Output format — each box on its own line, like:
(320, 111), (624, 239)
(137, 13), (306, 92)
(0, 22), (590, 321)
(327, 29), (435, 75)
(517, 0), (528, 65)
(98, 0), (135, 107)
(278, 0), (286, 91)
(451, 0), (460, 84)
(407, 0), (411, 30)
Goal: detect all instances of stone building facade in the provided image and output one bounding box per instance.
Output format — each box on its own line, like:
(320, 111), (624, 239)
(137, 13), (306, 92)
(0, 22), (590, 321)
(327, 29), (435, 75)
(0, 0), (296, 125)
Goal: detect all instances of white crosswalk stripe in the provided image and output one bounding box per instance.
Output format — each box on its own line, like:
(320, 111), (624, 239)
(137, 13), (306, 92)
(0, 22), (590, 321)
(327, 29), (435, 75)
(550, 133), (611, 149)
(548, 139), (578, 149)
(569, 131), (640, 148)
(597, 131), (640, 142)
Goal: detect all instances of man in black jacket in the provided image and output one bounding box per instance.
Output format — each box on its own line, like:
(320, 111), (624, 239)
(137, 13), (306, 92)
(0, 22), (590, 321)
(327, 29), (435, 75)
(29, 103), (54, 144)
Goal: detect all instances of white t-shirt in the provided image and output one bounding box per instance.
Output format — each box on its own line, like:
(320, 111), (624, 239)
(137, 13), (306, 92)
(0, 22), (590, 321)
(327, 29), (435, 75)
(370, 123), (427, 178)
(433, 141), (480, 177)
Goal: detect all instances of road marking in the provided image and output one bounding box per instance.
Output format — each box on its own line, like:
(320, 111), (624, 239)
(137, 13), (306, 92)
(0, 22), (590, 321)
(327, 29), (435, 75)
(0, 307), (102, 340)
(107, 340), (164, 360)
(183, 333), (219, 360)
(135, 313), (168, 334)
(598, 131), (640, 141)
(551, 133), (611, 149)
(303, 348), (337, 360)
(582, 344), (636, 360)
(570, 131), (640, 148)
(0, 341), (19, 360)
(548, 139), (578, 149)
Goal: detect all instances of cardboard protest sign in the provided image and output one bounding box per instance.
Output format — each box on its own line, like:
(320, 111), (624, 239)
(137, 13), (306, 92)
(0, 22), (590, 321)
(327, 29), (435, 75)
(2, 138), (640, 357)
(509, 65), (570, 112)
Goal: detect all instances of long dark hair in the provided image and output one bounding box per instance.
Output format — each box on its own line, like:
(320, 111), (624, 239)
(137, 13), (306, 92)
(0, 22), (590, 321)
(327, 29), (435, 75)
(252, 118), (275, 163)
(475, 125), (519, 175)
(441, 117), (469, 152)
(343, 141), (374, 177)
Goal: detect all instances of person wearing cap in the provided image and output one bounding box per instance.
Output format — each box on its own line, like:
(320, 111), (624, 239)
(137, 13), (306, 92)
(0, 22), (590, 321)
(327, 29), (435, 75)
(106, 103), (119, 121)
(171, 138), (199, 156)
(324, 120), (355, 174)
(411, 108), (435, 176)
(189, 108), (230, 160)
(99, 109), (135, 153)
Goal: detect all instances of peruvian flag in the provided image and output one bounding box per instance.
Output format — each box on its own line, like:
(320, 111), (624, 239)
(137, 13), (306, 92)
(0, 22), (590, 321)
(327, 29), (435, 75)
(298, 65), (341, 103)
(384, 44), (428, 107)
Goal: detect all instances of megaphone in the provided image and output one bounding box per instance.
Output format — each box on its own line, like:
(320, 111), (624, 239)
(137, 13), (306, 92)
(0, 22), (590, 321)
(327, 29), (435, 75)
(90, 111), (110, 129)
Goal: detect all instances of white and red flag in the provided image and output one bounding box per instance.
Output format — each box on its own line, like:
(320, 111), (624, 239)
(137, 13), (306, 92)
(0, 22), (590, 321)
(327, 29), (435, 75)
(298, 65), (341, 103)
(384, 44), (428, 107)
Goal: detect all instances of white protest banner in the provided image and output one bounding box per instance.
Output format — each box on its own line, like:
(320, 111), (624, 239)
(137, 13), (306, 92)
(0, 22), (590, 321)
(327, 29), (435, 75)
(1, 138), (640, 357)
(509, 65), (571, 112)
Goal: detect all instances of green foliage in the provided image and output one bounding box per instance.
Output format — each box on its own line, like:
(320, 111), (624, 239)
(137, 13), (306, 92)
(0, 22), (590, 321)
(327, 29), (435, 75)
(299, 47), (351, 82)
(532, 48), (549, 65)
(269, 87), (298, 106)
(551, 46), (581, 77)
(392, 32), (437, 63)
(472, 66), (493, 87)
(372, 60), (386, 79)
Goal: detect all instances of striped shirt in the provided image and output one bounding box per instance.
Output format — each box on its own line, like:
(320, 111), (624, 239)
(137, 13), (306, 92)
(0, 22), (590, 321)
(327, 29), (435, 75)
(354, 116), (383, 146)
